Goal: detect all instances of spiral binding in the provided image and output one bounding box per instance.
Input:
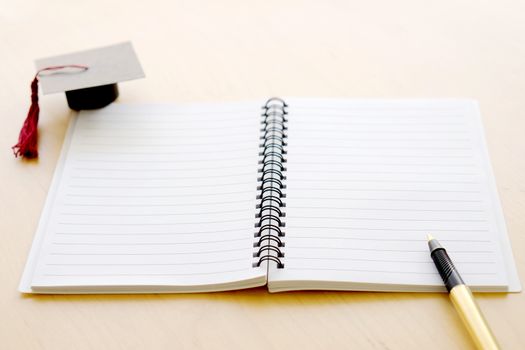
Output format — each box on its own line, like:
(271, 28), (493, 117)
(253, 97), (288, 269)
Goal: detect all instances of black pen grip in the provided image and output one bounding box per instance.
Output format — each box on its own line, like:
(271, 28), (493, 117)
(430, 248), (464, 292)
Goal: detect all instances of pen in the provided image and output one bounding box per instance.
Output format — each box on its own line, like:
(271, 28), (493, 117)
(427, 234), (500, 350)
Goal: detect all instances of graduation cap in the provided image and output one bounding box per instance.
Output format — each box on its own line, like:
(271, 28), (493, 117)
(13, 42), (145, 159)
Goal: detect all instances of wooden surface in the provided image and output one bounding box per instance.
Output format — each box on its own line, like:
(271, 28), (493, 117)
(1, 0), (524, 349)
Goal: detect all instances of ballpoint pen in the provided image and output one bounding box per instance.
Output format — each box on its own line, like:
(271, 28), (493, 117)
(427, 234), (500, 350)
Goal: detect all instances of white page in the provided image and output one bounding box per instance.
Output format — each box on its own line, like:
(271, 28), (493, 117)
(269, 99), (520, 292)
(20, 102), (266, 293)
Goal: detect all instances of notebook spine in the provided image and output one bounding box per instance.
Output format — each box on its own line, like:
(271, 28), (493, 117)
(253, 97), (288, 269)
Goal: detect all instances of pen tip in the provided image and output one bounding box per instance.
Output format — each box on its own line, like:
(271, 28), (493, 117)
(427, 234), (434, 242)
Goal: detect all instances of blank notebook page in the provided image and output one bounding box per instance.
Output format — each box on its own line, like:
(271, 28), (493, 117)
(269, 99), (520, 292)
(20, 102), (265, 292)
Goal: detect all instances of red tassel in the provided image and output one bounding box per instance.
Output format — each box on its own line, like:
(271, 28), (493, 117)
(12, 76), (40, 158)
(12, 65), (88, 159)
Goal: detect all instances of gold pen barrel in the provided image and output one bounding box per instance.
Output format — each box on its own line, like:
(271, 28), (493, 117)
(449, 285), (500, 350)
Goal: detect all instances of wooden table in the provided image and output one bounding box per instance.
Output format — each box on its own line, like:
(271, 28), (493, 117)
(2, 1), (524, 348)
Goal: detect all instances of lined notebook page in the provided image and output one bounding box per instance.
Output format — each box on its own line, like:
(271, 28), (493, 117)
(21, 102), (265, 292)
(269, 99), (519, 292)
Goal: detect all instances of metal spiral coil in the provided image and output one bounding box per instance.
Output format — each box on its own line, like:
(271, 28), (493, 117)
(253, 97), (288, 269)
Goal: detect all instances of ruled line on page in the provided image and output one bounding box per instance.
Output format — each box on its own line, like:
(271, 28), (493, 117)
(59, 209), (252, 216)
(51, 238), (251, 246)
(292, 129), (468, 135)
(290, 189), (481, 193)
(77, 108), (258, 116)
(71, 164), (256, 171)
(76, 133), (255, 141)
(281, 120), (467, 126)
(73, 139), (256, 147)
(61, 200), (254, 207)
(42, 268), (251, 277)
(73, 147), (256, 156)
(77, 131), (253, 137)
(290, 105), (466, 112)
(46, 258), (249, 266)
(288, 145), (472, 150)
(288, 226), (489, 232)
(69, 173), (256, 180)
(284, 267), (496, 276)
(284, 246), (494, 253)
(288, 161), (476, 167)
(289, 179), (479, 184)
(72, 156), (256, 164)
(68, 181), (254, 189)
(55, 228), (252, 236)
(289, 135), (471, 141)
(289, 236), (491, 243)
(287, 216), (487, 223)
(290, 105), (467, 112)
(79, 123), (256, 131)
(288, 153), (473, 159)
(285, 257), (495, 264)
(288, 206), (484, 212)
(79, 117), (254, 124)
(290, 197), (483, 203)
(291, 169), (477, 175)
(57, 218), (252, 226)
(50, 247), (249, 256)
(64, 190), (254, 198)
(77, 112), (258, 120)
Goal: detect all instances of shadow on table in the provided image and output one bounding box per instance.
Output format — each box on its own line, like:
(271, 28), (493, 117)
(20, 286), (511, 309)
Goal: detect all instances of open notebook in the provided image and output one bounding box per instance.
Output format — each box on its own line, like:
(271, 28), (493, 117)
(19, 98), (521, 293)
